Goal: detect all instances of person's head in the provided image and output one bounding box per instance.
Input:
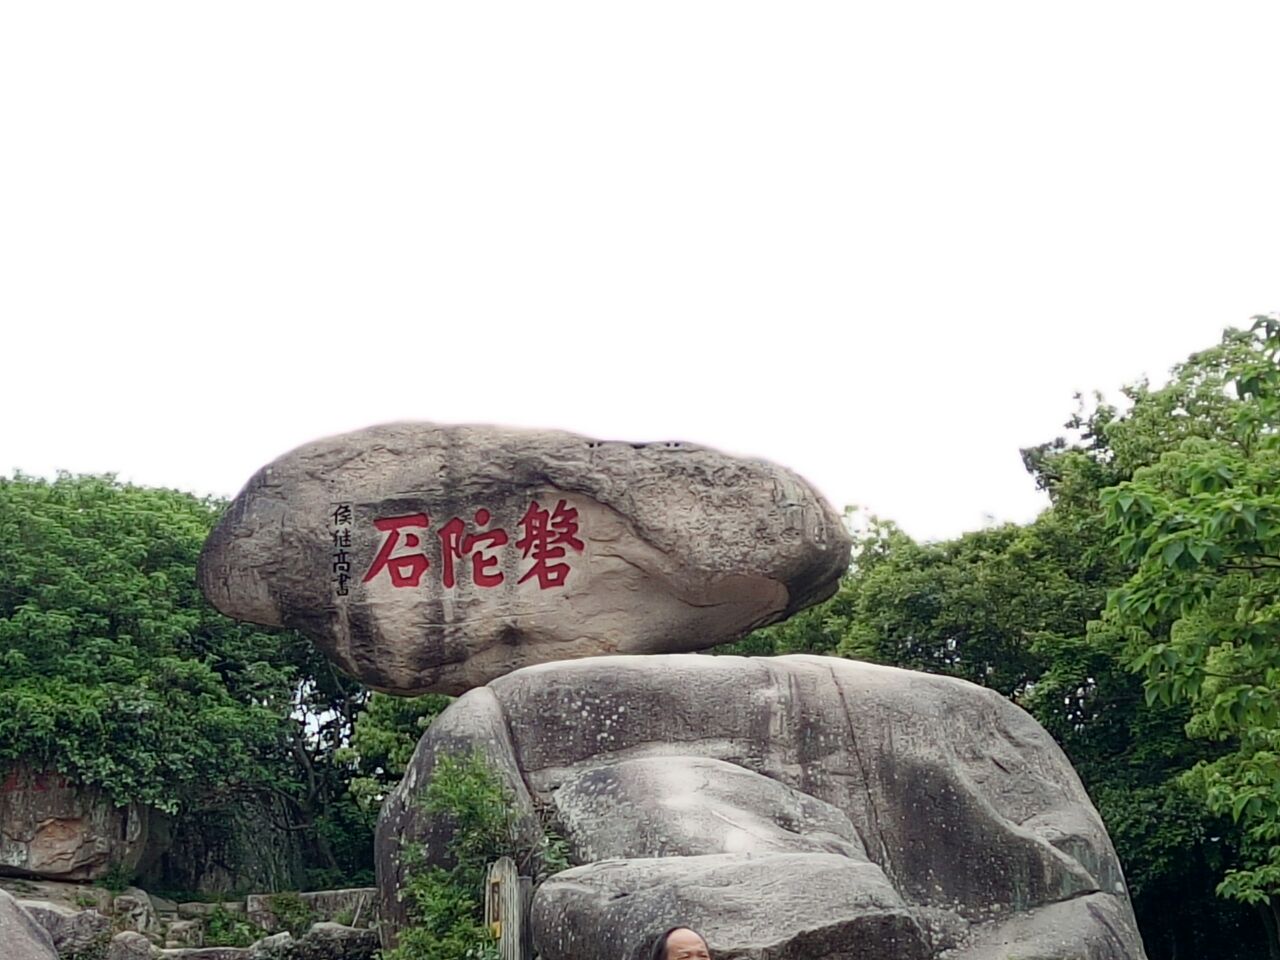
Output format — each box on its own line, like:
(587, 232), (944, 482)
(647, 926), (710, 960)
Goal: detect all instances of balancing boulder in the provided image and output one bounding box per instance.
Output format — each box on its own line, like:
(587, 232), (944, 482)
(198, 422), (850, 694)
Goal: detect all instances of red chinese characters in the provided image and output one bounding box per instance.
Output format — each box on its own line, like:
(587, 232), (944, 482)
(438, 508), (509, 588)
(362, 513), (431, 588)
(357, 500), (583, 591)
(515, 499), (584, 588)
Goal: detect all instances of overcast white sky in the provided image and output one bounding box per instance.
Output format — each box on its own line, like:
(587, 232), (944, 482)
(3, 3), (1278, 542)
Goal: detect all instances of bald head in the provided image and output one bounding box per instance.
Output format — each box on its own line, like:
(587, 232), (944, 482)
(662, 928), (710, 960)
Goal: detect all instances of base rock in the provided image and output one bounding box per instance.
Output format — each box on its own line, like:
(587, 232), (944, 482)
(378, 654), (1148, 959)
(533, 853), (932, 960)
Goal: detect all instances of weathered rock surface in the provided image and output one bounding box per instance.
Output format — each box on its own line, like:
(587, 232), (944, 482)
(109, 930), (159, 960)
(552, 756), (867, 861)
(0, 766), (159, 881)
(165, 918), (203, 947)
(242, 924), (377, 960)
(244, 887), (376, 933)
(18, 898), (111, 956)
(115, 887), (160, 933)
(140, 797), (306, 895)
(0, 889), (59, 960)
(148, 892), (180, 916)
(246, 933), (292, 958)
(199, 423), (850, 694)
(533, 853), (933, 960)
(287, 923), (378, 960)
(377, 655), (1148, 959)
(940, 893), (1145, 960)
(0, 877), (114, 913)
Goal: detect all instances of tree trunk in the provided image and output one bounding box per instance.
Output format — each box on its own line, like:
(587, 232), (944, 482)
(1258, 899), (1280, 960)
(312, 821), (341, 875)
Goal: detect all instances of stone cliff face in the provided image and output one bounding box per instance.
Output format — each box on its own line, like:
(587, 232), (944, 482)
(0, 767), (159, 883)
(377, 655), (1148, 960)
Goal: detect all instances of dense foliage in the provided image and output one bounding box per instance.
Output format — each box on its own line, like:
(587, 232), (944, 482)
(345, 692), (452, 809)
(0, 473), (373, 889)
(204, 905), (266, 947)
(0, 474), (287, 813)
(1103, 318), (1280, 948)
(386, 749), (570, 960)
(385, 752), (519, 960)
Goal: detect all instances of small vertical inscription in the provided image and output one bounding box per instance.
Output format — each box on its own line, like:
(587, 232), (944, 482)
(330, 501), (354, 596)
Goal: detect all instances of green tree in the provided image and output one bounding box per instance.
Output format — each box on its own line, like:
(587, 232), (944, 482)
(344, 691), (452, 808)
(1104, 318), (1280, 952)
(270, 642), (378, 887)
(0, 473), (291, 813)
(0, 472), (377, 889)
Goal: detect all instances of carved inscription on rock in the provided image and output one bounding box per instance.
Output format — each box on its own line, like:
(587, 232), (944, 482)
(349, 498), (584, 595)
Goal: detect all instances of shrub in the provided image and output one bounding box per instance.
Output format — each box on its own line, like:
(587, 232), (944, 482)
(268, 892), (317, 938)
(203, 905), (265, 947)
(96, 861), (133, 895)
(384, 751), (548, 960)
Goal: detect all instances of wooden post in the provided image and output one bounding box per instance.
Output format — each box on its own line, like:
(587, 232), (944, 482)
(485, 856), (531, 960)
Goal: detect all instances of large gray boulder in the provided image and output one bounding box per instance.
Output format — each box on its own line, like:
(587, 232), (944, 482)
(198, 423), (849, 694)
(17, 899), (111, 957)
(377, 655), (1147, 960)
(114, 887), (159, 933)
(0, 889), (59, 960)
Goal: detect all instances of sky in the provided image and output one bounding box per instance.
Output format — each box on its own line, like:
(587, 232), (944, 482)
(3, 3), (1278, 543)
